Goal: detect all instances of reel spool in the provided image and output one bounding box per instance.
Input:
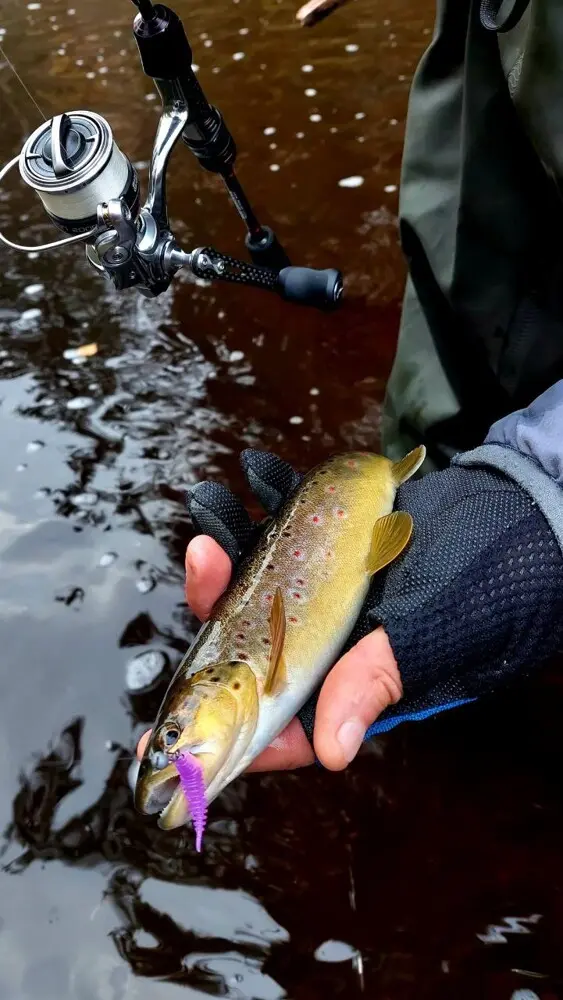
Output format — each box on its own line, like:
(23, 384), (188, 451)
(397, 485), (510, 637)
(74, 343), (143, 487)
(0, 111), (138, 253)
(20, 111), (139, 237)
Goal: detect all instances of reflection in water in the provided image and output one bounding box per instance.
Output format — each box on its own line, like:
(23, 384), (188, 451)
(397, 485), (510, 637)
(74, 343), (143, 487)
(3, 0), (563, 997)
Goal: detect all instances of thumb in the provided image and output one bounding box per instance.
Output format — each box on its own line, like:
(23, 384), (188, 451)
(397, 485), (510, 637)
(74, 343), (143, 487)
(313, 628), (402, 770)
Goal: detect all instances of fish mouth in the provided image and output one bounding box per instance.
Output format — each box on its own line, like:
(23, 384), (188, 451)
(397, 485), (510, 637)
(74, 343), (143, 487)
(135, 761), (188, 828)
(157, 778), (189, 830)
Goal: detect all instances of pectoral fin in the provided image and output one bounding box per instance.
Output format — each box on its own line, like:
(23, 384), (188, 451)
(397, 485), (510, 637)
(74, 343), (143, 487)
(391, 445), (426, 486)
(264, 586), (287, 695)
(367, 511), (413, 576)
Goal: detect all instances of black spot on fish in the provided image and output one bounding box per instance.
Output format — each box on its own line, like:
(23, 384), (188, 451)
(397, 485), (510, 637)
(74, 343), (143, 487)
(233, 681), (241, 690)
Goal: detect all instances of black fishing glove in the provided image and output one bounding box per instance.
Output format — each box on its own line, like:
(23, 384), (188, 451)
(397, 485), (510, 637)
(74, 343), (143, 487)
(186, 444), (563, 740)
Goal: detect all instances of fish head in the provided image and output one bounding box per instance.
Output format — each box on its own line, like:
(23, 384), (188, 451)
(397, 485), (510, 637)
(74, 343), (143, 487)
(135, 659), (259, 829)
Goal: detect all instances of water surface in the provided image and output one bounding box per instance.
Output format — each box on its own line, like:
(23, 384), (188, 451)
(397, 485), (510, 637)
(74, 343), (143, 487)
(1, 0), (563, 997)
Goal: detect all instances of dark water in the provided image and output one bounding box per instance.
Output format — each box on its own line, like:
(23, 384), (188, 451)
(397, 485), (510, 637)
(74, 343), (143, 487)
(1, 1), (563, 998)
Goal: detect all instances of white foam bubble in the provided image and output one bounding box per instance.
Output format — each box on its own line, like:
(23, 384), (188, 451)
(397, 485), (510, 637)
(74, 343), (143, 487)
(384, 184), (397, 193)
(232, 51), (245, 60)
(305, 88), (317, 97)
(309, 113), (322, 123)
(289, 415), (304, 424)
(301, 64), (313, 73)
(270, 163), (280, 172)
(20, 308), (41, 322)
(315, 940), (358, 963)
(264, 126), (276, 135)
(23, 283), (44, 298)
(66, 396), (94, 410)
(99, 551), (118, 567)
(345, 43), (359, 53)
(338, 175), (364, 188)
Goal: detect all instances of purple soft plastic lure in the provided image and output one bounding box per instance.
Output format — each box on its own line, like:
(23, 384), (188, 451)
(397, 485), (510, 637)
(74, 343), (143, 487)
(173, 751), (208, 852)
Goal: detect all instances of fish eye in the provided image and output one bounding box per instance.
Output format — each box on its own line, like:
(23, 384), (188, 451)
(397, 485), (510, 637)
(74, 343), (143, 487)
(163, 726), (180, 747)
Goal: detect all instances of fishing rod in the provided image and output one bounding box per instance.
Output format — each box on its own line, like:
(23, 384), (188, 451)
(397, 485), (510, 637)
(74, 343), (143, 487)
(0, 0), (343, 310)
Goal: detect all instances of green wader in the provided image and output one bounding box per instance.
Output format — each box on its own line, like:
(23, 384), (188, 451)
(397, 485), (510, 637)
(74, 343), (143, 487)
(383, 0), (563, 470)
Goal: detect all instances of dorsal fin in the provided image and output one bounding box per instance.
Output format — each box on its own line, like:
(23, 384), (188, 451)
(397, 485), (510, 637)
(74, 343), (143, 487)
(391, 445), (426, 486)
(264, 586), (287, 696)
(366, 511), (413, 576)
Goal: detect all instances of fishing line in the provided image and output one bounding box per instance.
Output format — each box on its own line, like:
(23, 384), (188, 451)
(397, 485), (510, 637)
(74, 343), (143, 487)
(0, 42), (46, 121)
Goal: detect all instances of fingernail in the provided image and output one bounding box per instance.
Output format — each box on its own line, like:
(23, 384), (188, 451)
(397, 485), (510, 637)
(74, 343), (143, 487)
(336, 717), (365, 764)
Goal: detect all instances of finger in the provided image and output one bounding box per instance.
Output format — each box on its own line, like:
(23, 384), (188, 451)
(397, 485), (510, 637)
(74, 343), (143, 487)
(241, 450), (302, 515)
(187, 481), (253, 563)
(246, 718), (314, 772)
(137, 729), (151, 760)
(313, 627), (402, 770)
(185, 535), (232, 620)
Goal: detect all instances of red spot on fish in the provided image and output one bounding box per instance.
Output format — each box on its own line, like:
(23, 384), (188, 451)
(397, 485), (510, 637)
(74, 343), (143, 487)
(295, 578), (305, 587)
(236, 633), (246, 640)
(346, 459), (358, 468)
(289, 616), (298, 623)
(311, 513), (323, 525)
(292, 592), (302, 600)
(293, 549), (302, 558)
(265, 594), (273, 602)
(236, 651), (249, 660)
(327, 485), (336, 493)
(334, 508), (346, 519)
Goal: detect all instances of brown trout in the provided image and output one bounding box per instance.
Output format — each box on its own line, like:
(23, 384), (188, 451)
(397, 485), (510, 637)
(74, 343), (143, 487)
(135, 446), (425, 834)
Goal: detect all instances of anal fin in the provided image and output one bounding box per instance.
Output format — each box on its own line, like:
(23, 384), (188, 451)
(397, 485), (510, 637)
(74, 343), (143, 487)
(367, 511), (413, 576)
(264, 586), (287, 695)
